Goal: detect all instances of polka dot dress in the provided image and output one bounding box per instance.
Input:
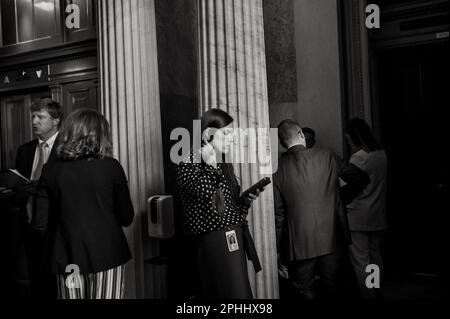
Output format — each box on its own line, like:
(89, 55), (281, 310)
(176, 153), (251, 235)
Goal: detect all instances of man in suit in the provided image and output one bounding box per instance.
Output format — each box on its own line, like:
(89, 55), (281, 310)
(14, 98), (63, 298)
(273, 119), (344, 299)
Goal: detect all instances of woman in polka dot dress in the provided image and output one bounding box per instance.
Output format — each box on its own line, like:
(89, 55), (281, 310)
(176, 108), (264, 299)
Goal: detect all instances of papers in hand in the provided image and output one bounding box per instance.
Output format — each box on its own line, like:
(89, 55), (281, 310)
(10, 169), (29, 181)
(0, 169), (30, 190)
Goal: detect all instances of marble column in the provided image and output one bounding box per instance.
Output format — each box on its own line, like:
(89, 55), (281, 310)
(98, 0), (166, 299)
(198, 0), (279, 298)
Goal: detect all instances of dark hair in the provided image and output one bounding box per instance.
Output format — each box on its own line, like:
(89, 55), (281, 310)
(345, 118), (382, 153)
(31, 98), (63, 128)
(277, 119), (302, 149)
(201, 108), (240, 201)
(57, 108), (113, 160)
(302, 127), (316, 148)
(201, 108), (234, 145)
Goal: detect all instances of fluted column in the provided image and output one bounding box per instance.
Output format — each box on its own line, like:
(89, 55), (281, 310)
(98, 0), (165, 299)
(198, 0), (279, 298)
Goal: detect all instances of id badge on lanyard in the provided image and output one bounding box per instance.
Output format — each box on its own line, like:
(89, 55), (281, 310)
(225, 230), (239, 252)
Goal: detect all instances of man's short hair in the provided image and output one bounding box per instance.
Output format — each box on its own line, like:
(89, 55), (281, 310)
(31, 98), (63, 127)
(278, 119), (302, 148)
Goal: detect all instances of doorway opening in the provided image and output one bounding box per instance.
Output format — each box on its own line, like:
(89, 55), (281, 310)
(374, 40), (448, 279)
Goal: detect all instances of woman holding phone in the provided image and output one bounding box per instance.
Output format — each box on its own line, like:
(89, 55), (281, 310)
(176, 108), (264, 299)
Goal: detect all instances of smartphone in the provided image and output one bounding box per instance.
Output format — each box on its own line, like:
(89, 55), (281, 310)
(241, 177), (271, 198)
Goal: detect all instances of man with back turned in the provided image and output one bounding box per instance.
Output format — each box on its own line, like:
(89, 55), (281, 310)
(273, 119), (343, 299)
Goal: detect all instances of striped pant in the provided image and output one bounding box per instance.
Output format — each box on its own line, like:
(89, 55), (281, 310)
(56, 265), (125, 299)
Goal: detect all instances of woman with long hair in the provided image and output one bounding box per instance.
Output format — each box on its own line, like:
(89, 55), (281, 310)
(176, 108), (264, 299)
(36, 108), (134, 299)
(344, 118), (388, 299)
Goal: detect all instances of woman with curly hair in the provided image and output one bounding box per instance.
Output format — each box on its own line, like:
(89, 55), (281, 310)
(35, 108), (134, 299)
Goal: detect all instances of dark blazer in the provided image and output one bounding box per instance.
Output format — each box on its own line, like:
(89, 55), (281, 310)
(14, 138), (59, 225)
(35, 157), (134, 274)
(273, 145), (342, 261)
(15, 140), (39, 180)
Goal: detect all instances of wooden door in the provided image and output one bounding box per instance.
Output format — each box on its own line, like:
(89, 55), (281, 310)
(0, 89), (51, 169)
(62, 80), (98, 115)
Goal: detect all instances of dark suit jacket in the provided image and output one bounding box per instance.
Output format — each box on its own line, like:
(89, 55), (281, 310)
(15, 139), (40, 180)
(273, 145), (342, 261)
(14, 138), (59, 225)
(35, 157), (134, 274)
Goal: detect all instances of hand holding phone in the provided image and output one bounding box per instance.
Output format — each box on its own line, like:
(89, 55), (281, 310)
(241, 177), (271, 198)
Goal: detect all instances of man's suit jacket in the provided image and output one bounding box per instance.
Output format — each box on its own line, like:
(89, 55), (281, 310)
(273, 145), (342, 262)
(15, 138), (59, 225)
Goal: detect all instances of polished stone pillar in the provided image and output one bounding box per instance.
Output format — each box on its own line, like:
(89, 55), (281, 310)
(98, 0), (166, 299)
(198, 0), (279, 298)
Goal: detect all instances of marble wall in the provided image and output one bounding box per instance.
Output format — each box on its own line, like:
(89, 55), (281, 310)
(155, 0), (198, 98)
(154, 0), (199, 299)
(264, 0), (345, 156)
(263, 0), (298, 105)
(155, 0), (198, 203)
